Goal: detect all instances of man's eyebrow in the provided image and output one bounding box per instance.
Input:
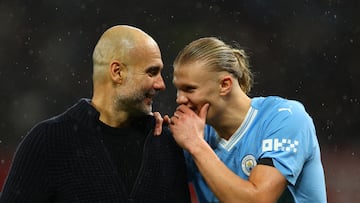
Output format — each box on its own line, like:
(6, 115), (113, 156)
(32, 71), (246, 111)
(145, 66), (162, 76)
(146, 66), (161, 72)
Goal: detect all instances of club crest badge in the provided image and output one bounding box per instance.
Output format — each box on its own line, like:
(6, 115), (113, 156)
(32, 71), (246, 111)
(241, 154), (257, 176)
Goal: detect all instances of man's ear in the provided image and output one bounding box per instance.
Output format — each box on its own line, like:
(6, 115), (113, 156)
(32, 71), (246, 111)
(219, 75), (233, 96)
(110, 60), (126, 84)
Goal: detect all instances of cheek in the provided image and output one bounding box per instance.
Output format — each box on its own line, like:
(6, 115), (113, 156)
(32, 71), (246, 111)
(137, 78), (152, 89)
(188, 93), (205, 105)
(191, 95), (210, 113)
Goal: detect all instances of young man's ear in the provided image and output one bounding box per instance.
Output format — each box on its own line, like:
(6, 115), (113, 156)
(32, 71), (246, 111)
(219, 75), (233, 95)
(110, 60), (126, 83)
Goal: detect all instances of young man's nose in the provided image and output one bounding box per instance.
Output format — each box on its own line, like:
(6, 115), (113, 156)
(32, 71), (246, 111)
(176, 93), (188, 105)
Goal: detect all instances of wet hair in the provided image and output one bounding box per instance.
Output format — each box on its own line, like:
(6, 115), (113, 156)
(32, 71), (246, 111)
(173, 37), (253, 94)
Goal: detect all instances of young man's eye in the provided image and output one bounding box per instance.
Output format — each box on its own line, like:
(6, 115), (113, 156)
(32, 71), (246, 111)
(184, 86), (195, 92)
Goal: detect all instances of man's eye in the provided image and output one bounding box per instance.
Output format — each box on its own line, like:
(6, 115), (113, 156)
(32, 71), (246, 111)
(148, 70), (158, 76)
(147, 67), (160, 77)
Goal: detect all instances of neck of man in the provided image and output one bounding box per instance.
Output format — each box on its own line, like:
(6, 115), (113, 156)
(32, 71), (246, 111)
(210, 91), (251, 140)
(91, 90), (131, 128)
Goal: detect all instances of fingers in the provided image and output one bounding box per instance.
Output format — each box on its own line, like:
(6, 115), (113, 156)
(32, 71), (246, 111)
(175, 103), (209, 119)
(170, 110), (183, 125)
(169, 103), (209, 128)
(164, 115), (172, 125)
(165, 114), (176, 125)
(175, 104), (190, 114)
(173, 112), (181, 119)
(153, 112), (163, 136)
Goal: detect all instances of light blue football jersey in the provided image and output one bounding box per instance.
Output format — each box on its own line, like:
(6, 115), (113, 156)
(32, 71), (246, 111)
(185, 96), (327, 203)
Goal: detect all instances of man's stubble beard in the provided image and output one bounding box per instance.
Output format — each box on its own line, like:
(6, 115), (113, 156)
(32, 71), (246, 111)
(114, 87), (152, 116)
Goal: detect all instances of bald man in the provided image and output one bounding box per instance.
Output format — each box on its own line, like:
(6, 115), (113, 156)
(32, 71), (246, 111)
(0, 25), (191, 203)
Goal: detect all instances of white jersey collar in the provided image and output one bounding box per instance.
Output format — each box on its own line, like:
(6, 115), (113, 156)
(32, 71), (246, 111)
(218, 106), (258, 151)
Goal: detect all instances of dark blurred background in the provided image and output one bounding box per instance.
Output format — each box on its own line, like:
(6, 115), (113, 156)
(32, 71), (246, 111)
(0, 0), (359, 202)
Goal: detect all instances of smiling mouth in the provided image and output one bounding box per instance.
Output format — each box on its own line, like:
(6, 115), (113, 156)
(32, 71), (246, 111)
(144, 93), (156, 104)
(145, 90), (157, 99)
(145, 95), (153, 100)
(145, 94), (155, 100)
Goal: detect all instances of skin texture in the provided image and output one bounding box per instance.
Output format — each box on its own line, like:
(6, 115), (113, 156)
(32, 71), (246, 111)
(91, 25), (165, 130)
(165, 61), (288, 203)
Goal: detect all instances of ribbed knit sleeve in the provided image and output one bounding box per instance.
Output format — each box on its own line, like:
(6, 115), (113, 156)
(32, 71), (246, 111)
(0, 122), (53, 202)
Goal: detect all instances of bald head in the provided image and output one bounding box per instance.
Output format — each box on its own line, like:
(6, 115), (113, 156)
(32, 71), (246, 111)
(91, 25), (164, 125)
(92, 25), (159, 81)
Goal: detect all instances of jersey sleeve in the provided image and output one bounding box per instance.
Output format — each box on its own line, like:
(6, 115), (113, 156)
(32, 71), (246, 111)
(259, 100), (317, 186)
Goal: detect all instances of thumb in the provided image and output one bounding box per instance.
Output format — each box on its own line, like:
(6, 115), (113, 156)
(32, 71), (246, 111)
(153, 112), (163, 136)
(199, 103), (210, 121)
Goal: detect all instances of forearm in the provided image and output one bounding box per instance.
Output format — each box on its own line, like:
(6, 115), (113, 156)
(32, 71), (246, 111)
(189, 141), (257, 203)
(189, 141), (284, 203)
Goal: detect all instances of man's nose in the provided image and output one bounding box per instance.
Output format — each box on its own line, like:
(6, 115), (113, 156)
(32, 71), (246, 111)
(154, 74), (166, 90)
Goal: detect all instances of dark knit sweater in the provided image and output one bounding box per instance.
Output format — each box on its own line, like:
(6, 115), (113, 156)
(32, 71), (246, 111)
(0, 99), (190, 203)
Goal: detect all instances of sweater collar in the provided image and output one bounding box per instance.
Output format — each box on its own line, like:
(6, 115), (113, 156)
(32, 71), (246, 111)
(66, 98), (156, 133)
(66, 98), (100, 131)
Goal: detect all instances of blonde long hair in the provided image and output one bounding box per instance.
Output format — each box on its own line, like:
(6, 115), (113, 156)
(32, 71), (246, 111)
(174, 37), (253, 94)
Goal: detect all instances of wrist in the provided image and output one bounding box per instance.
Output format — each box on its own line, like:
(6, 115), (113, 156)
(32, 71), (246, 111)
(188, 139), (211, 158)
